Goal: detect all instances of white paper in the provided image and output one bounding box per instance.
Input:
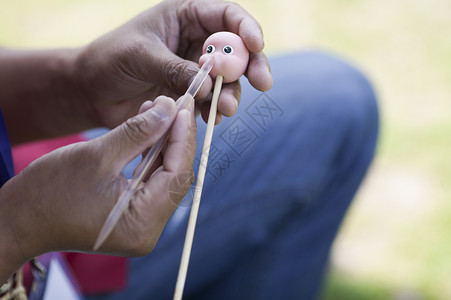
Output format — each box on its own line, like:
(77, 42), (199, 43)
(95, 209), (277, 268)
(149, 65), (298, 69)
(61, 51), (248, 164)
(43, 259), (81, 300)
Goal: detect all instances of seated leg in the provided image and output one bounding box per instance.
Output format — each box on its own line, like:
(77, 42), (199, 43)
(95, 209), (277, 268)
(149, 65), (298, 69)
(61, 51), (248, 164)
(85, 51), (379, 300)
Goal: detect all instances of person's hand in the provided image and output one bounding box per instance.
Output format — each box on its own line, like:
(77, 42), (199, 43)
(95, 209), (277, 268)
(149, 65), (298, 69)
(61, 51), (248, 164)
(0, 95), (196, 283)
(75, 0), (272, 128)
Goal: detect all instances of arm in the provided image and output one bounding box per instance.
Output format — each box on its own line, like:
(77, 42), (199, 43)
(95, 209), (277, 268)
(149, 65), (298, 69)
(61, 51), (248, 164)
(0, 48), (94, 144)
(0, 0), (272, 283)
(0, 95), (196, 284)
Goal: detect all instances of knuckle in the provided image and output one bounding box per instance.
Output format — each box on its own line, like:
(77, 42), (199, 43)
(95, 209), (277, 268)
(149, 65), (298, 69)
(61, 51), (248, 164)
(67, 142), (101, 167)
(163, 60), (193, 92)
(114, 39), (150, 80)
(122, 114), (151, 145)
(118, 39), (147, 62)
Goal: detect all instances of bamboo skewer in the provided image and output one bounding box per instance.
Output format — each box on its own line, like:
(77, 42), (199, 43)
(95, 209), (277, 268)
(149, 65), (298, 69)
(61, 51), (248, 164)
(173, 75), (224, 300)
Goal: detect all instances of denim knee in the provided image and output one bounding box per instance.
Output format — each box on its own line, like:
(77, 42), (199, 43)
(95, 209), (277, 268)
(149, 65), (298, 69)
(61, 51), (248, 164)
(266, 51), (379, 140)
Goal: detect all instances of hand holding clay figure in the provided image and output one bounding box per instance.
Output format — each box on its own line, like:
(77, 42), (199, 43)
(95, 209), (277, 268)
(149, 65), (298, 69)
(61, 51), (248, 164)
(199, 31), (250, 83)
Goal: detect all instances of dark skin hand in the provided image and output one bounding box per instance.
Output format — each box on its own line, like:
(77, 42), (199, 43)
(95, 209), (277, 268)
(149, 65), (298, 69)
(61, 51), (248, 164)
(0, 0), (272, 284)
(76, 0), (272, 127)
(0, 96), (196, 284)
(0, 0), (272, 144)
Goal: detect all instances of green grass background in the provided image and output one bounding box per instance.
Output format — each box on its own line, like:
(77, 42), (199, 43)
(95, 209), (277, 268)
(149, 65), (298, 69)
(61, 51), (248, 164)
(1, 0), (450, 299)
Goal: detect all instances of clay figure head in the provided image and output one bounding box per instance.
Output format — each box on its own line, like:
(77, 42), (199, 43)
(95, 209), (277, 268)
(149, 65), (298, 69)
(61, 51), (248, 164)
(199, 31), (250, 83)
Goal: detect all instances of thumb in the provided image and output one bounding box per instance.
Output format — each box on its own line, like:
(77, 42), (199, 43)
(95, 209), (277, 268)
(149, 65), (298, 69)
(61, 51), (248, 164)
(99, 96), (177, 174)
(150, 42), (213, 99)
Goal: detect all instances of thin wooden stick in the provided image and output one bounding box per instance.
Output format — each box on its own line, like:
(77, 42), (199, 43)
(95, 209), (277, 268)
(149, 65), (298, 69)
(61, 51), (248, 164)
(173, 75), (223, 300)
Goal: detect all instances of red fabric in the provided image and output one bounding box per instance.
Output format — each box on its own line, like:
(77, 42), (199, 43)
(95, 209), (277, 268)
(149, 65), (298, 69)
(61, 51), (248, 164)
(63, 253), (127, 294)
(12, 134), (127, 294)
(22, 262), (33, 294)
(12, 135), (85, 174)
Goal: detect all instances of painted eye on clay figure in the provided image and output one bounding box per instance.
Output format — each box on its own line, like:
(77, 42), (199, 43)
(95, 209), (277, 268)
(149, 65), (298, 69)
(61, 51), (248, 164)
(206, 45), (215, 54)
(222, 45), (234, 55)
(199, 31), (250, 83)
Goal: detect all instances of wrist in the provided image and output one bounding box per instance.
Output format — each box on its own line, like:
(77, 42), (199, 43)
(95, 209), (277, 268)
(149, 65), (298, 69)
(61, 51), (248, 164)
(38, 47), (99, 137)
(72, 46), (105, 129)
(72, 39), (133, 129)
(0, 48), (97, 144)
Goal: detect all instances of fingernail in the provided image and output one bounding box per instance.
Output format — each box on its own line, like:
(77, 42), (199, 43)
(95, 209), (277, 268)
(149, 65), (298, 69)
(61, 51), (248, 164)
(152, 100), (173, 119)
(215, 114), (223, 125)
(139, 100), (154, 114)
(266, 69), (273, 90)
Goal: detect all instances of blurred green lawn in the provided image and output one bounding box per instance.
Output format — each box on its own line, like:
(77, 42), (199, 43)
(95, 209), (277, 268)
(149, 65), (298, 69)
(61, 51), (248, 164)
(1, 0), (450, 299)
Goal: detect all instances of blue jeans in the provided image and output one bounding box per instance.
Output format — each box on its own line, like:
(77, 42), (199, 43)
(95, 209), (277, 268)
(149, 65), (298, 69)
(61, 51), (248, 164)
(85, 51), (379, 300)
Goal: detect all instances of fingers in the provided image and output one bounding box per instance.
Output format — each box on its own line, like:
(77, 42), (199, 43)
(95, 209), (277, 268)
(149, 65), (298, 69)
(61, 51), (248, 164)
(205, 53), (272, 121)
(99, 96), (177, 174)
(136, 102), (196, 222)
(132, 0), (271, 122)
(114, 105), (195, 255)
(186, 1), (272, 118)
(246, 52), (273, 92)
(161, 102), (196, 174)
(150, 41), (214, 98)
(217, 81), (241, 117)
(200, 101), (223, 125)
(193, 1), (264, 53)
(138, 100), (154, 114)
(146, 0), (270, 118)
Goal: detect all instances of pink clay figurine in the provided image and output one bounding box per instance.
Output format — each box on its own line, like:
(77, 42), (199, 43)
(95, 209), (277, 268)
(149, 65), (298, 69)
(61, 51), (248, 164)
(199, 31), (250, 83)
